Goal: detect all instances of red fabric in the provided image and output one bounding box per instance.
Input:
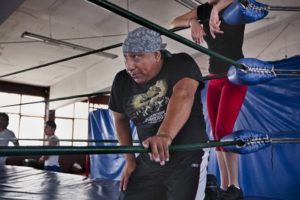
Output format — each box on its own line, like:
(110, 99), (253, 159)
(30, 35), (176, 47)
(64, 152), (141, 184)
(206, 77), (247, 151)
(85, 154), (90, 177)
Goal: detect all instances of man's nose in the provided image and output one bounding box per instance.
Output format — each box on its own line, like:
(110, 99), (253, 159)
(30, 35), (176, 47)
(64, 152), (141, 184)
(126, 60), (136, 72)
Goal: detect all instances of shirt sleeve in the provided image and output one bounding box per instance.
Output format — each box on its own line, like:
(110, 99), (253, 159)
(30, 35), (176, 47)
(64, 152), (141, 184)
(109, 71), (125, 113)
(197, 2), (212, 21)
(49, 135), (59, 146)
(171, 53), (204, 89)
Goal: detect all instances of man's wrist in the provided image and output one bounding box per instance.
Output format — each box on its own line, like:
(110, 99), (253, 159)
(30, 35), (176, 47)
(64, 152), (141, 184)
(157, 132), (173, 143)
(125, 154), (136, 162)
(188, 19), (197, 27)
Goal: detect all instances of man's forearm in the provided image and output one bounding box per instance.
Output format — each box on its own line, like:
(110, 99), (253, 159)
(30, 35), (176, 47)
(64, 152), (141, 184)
(158, 78), (197, 140)
(113, 111), (136, 162)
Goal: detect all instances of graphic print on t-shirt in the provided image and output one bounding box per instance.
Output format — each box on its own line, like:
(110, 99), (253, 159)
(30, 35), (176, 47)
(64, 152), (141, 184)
(128, 79), (169, 125)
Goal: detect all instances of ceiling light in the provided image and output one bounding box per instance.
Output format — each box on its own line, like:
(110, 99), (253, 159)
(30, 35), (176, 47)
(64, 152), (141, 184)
(21, 31), (118, 59)
(174, 0), (201, 9)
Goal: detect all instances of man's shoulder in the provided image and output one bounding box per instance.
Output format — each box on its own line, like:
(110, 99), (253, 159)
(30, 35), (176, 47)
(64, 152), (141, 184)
(170, 52), (191, 59)
(116, 69), (127, 75)
(1, 129), (15, 137)
(49, 135), (59, 141)
(169, 52), (193, 62)
(114, 69), (130, 81)
(167, 52), (196, 66)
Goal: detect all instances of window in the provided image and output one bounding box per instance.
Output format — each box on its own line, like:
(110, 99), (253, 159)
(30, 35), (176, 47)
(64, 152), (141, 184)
(0, 92), (45, 146)
(19, 116), (44, 146)
(0, 93), (20, 113)
(1, 92), (91, 146)
(21, 95), (45, 117)
(55, 102), (89, 146)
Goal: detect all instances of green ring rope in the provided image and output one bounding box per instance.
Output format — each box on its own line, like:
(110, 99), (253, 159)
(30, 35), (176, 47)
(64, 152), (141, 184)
(0, 138), (140, 143)
(88, 0), (243, 69)
(0, 43), (122, 79)
(0, 140), (242, 156)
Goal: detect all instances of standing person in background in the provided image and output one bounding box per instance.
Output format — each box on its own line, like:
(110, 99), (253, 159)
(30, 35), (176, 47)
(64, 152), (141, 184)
(0, 112), (19, 167)
(171, 1), (246, 199)
(39, 120), (60, 172)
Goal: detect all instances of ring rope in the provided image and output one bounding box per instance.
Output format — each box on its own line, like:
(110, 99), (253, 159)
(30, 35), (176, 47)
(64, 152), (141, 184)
(269, 6), (300, 12)
(0, 20), (211, 80)
(0, 43), (122, 79)
(88, 0), (243, 69)
(0, 140), (241, 156)
(1, 136), (300, 156)
(2, 137), (299, 144)
(0, 138), (140, 143)
(0, 75), (226, 108)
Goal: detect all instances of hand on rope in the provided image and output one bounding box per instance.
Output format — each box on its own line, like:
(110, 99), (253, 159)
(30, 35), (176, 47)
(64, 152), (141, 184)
(1, 130), (299, 156)
(220, 130), (271, 154)
(142, 134), (172, 166)
(222, 0), (269, 25)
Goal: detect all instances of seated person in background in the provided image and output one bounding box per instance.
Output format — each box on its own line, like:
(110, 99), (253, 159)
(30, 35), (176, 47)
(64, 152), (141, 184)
(39, 120), (60, 172)
(0, 112), (19, 167)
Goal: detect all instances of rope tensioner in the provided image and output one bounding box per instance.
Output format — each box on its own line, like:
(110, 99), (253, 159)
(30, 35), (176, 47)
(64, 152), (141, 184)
(228, 56), (300, 85)
(223, 0), (300, 25)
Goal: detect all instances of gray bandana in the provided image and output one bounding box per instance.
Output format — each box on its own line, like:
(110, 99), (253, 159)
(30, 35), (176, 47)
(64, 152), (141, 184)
(122, 27), (166, 53)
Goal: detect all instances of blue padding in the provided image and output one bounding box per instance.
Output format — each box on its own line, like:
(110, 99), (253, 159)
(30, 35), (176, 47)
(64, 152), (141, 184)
(228, 58), (275, 85)
(205, 55), (300, 200)
(88, 109), (137, 180)
(221, 130), (271, 154)
(222, 0), (269, 25)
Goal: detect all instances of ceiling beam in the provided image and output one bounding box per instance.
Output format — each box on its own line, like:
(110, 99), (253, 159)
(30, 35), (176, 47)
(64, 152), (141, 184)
(0, 80), (49, 97)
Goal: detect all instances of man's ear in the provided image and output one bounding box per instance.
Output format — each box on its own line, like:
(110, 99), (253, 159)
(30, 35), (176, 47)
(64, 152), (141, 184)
(154, 51), (162, 62)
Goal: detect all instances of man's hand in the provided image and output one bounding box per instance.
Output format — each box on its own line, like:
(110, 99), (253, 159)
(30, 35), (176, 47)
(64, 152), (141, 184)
(39, 156), (45, 163)
(120, 157), (136, 191)
(142, 134), (172, 166)
(209, 7), (224, 39)
(190, 19), (206, 44)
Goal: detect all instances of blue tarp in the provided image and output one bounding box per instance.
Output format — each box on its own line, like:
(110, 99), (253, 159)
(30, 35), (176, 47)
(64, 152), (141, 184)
(0, 166), (120, 200)
(89, 56), (300, 200)
(206, 56), (300, 200)
(88, 109), (137, 180)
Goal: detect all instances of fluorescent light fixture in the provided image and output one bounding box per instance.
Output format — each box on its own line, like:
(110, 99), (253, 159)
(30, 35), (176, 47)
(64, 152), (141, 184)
(21, 31), (118, 59)
(194, 0), (204, 5)
(174, 0), (201, 9)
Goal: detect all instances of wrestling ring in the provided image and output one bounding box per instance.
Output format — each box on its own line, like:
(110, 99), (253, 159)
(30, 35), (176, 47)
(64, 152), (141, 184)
(1, 0), (300, 199)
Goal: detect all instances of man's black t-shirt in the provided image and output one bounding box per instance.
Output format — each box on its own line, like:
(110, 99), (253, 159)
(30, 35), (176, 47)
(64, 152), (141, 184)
(197, 3), (245, 74)
(109, 52), (208, 146)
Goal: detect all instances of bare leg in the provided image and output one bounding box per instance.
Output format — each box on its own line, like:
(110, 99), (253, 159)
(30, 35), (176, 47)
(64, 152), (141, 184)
(216, 151), (228, 190)
(224, 152), (239, 187)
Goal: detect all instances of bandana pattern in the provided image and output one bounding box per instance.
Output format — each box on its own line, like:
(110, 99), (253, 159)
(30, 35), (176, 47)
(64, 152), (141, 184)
(122, 27), (166, 53)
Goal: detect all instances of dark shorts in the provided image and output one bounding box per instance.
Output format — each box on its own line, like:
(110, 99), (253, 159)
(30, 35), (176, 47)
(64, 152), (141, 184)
(119, 150), (203, 200)
(44, 165), (60, 172)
